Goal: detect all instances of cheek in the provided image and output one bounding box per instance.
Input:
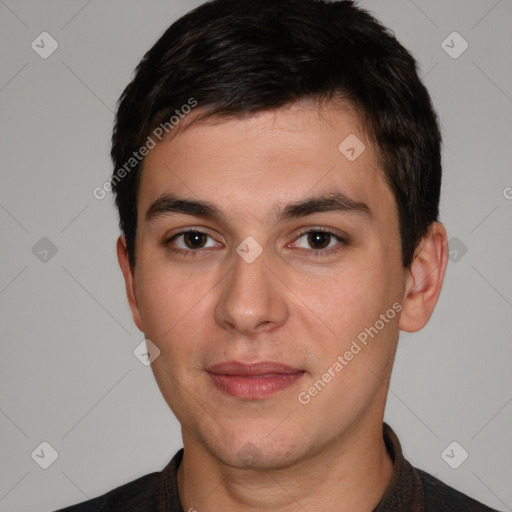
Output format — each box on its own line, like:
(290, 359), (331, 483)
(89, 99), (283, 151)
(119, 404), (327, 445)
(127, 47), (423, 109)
(300, 254), (402, 378)
(135, 261), (198, 339)
(135, 260), (220, 368)
(296, 265), (401, 426)
(313, 260), (394, 328)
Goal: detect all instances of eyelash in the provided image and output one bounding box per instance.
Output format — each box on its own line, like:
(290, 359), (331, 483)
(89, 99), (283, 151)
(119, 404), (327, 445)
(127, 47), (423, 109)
(164, 228), (348, 258)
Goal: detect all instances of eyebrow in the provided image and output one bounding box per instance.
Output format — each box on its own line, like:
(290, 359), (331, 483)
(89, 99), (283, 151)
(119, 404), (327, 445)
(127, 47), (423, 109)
(145, 191), (371, 224)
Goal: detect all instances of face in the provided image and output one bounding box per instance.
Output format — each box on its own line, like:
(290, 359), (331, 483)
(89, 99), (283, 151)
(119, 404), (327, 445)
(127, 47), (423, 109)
(121, 101), (409, 469)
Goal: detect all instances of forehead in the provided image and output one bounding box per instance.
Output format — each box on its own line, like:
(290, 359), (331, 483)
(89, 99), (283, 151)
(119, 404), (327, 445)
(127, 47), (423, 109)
(138, 101), (394, 225)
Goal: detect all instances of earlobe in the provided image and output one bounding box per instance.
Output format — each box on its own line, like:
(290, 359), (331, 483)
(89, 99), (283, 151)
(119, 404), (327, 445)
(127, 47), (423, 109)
(116, 236), (144, 332)
(399, 222), (449, 333)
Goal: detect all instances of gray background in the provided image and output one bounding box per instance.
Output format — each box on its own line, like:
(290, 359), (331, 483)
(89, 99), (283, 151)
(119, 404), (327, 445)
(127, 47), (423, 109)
(0, 1), (511, 511)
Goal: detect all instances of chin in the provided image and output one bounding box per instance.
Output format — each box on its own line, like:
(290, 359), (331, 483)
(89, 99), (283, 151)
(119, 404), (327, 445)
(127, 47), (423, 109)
(205, 425), (309, 470)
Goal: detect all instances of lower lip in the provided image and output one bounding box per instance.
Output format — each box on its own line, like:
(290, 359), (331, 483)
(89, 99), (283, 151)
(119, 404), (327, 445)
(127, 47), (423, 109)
(207, 372), (305, 399)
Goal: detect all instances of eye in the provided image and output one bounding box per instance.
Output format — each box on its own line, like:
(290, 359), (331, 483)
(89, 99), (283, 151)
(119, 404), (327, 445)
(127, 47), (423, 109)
(165, 229), (219, 255)
(292, 229), (347, 255)
(164, 228), (347, 257)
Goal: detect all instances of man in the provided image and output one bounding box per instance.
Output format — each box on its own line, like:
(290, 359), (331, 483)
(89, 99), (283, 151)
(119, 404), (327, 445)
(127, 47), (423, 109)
(58, 0), (499, 510)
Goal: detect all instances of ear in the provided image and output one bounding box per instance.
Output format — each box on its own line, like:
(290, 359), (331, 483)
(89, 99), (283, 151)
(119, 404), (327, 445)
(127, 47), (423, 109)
(116, 235), (143, 332)
(399, 222), (449, 333)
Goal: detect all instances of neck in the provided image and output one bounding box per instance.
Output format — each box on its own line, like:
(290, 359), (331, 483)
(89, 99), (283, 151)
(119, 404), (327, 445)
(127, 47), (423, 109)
(177, 415), (394, 512)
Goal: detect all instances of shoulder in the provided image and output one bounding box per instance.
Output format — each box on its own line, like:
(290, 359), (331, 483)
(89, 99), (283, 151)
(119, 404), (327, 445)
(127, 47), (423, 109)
(54, 448), (184, 512)
(416, 468), (501, 512)
(54, 471), (160, 511)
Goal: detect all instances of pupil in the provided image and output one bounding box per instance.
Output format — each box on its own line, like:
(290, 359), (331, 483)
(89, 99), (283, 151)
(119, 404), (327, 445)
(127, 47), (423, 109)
(308, 232), (330, 249)
(185, 232), (205, 248)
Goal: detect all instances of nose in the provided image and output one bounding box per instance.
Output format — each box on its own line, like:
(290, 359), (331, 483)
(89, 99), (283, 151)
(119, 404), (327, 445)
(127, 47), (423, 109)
(214, 243), (289, 336)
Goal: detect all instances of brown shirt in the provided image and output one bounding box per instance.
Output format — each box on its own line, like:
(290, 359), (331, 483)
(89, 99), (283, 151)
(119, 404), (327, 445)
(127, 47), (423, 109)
(57, 422), (500, 511)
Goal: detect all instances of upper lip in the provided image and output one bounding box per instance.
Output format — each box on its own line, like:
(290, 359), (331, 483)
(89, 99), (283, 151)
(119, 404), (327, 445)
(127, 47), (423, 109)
(206, 361), (303, 376)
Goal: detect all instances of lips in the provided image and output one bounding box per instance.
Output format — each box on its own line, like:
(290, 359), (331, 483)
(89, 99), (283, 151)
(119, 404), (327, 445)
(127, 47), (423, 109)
(206, 361), (305, 399)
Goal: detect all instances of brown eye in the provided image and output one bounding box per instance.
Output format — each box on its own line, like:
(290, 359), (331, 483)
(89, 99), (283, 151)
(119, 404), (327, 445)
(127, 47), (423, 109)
(306, 231), (331, 249)
(293, 229), (347, 256)
(166, 229), (219, 254)
(183, 231), (208, 249)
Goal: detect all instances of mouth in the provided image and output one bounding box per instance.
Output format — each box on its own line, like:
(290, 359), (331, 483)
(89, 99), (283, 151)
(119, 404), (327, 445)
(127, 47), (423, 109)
(205, 361), (305, 399)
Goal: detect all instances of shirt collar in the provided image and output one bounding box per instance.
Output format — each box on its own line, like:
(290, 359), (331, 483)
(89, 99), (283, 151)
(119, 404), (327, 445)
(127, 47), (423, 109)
(372, 422), (424, 511)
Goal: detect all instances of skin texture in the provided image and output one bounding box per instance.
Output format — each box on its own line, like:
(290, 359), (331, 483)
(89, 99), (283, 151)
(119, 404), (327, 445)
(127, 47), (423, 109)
(117, 100), (449, 511)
